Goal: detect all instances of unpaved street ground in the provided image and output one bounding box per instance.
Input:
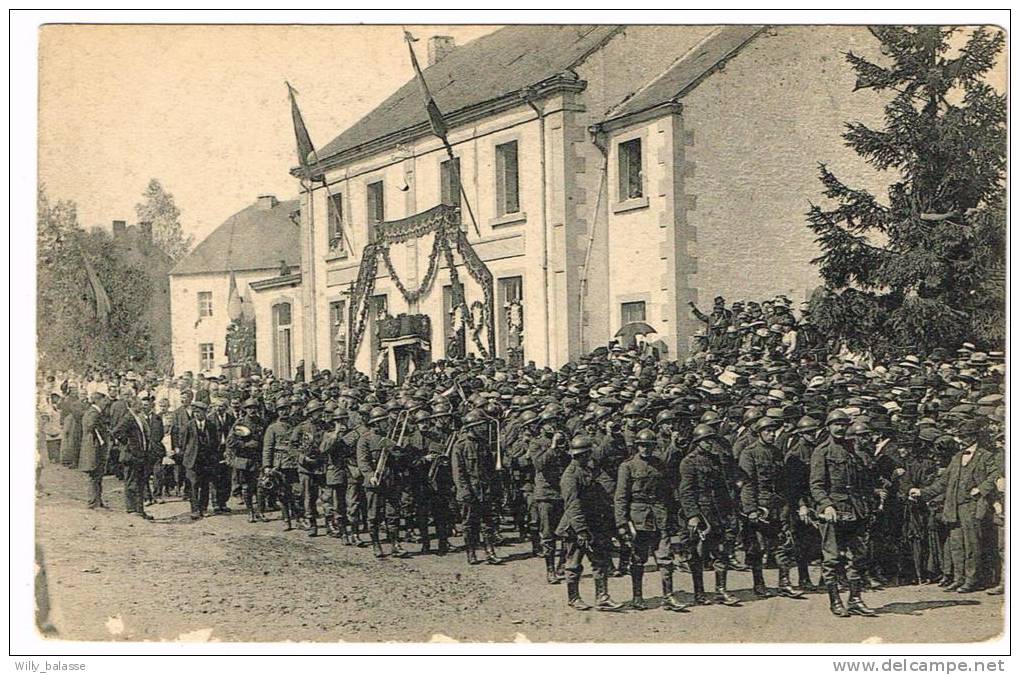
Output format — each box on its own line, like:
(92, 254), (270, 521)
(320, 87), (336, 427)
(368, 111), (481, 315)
(35, 462), (1003, 644)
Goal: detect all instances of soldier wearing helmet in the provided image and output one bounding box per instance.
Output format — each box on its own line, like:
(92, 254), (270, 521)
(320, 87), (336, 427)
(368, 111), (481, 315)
(452, 409), (504, 566)
(356, 406), (409, 559)
(784, 415), (823, 591)
(400, 407), (435, 554)
(226, 398), (267, 523)
(614, 428), (688, 612)
(293, 399), (328, 537)
(731, 406), (764, 461)
(419, 401), (456, 555)
(528, 407), (570, 583)
(678, 423), (740, 607)
(554, 434), (624, 612)
(590, 406), (632, 577)
(322, 405), (355, 543)
(810, 409), (878, 617)
(506, 408), (541, 555)
(738, 415), (804, 599)
(261, 396), (300, 530)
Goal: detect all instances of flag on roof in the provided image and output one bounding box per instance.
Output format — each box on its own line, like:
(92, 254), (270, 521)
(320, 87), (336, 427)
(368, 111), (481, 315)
(287, 81), (318, 181)
(82, 254), (111, 325)
(404, 30), (450, 148)
(227, 270), (243, 321)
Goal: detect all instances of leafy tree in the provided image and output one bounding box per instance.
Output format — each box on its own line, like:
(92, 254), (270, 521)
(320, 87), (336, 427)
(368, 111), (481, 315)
(37, 185), (159, 371)
(135, 178), (193, 262)
(807, 26), (1006, 355)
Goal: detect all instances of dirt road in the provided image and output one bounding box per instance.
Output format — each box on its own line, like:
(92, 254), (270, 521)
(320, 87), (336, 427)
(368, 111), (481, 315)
(34, 462), (1003, 644)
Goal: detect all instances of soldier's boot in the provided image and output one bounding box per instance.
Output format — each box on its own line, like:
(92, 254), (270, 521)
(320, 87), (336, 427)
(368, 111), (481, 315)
(847, 579), (877, 617)
(614, 545), (630, 578)
(370, 529), (385, 559)
(545, 555), (561, 584)
(751, 565), (772, 597)
(836, 569), (849, 592)
(247, 503), (257, 524)
(437, 537), (451, 556)
(307, 516), (319, 537)
(628, 568), (646, 610)
(594, 577), (624, 611)
(661, 571), (689, 612)
(863, 571), (884, 591)
(389, 528), (410, 558)
(796, 562), (817, 591)
(566, 580), (591, 611)
(713, 570), (741, 606)
(777, 568), (805, 598)
(530, 531), (542, 557)
(465, 534), (480, 565)
(827, 583), (850, 618)
(691, 562), (712, 606)
(555, 545), (567, 580)
(281, 502), (293, 531)
(342, 524), (355, 546)
(484, 535), (505, 565)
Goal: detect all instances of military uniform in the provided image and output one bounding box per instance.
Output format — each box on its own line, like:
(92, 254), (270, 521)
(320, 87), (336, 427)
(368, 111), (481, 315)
(294, 421), (327, 535)
(226, 413), (265, 521)
(809, 435), (873, 584)
(452, 425), (503, 564)
(739, 436), (799, 594)
(262, 416), (299, 526)
(355, 425), (406, 556)
(528, 433), (569, 568)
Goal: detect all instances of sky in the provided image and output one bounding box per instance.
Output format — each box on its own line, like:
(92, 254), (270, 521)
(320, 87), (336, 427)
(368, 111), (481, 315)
(38, 24), (499, 243)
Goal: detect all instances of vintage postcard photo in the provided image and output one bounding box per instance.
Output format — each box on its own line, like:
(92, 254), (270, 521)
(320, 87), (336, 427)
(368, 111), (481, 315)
(23, 14), (1007, 655)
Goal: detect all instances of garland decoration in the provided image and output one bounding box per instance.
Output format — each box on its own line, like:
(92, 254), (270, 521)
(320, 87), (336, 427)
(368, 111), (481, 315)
(346, 204), (495, 364)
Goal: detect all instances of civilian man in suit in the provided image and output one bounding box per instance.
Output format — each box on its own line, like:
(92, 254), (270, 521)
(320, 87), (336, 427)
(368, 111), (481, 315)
(170, 389), (195, 497)
(58, 385), (84, 467)
(110, 393), (154, 520)
(181, 400), (220, 520)
(78, 392), (111, 509)
(145, 394), (167, 505)
(910, 420), (998, 593)
(207, 398), (235, 513)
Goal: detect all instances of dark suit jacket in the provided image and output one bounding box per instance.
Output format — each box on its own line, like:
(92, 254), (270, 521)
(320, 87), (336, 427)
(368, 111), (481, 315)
(147, 412), (166, 464)
(111, 410), (150, 466)
(920, 444), (997, 524)
(170, 405), (193, 452)
(182, 418), (221, 470)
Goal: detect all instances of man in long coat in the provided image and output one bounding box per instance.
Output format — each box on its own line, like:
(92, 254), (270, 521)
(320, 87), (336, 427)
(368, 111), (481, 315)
(78, 392), (110, 509)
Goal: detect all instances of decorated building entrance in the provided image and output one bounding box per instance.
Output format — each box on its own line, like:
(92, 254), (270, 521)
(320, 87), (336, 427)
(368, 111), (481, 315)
(346, 204), (496, 379)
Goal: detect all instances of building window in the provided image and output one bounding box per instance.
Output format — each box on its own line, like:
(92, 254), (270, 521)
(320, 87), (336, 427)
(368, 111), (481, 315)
(440, 157), (463, 226)
(197, 291), (213, 318)
(327, 192), (345, 252)
(199, 343), (215, 371)
(497, 276), (524, 364)
(272, 303), (292, 379)
(618, 138), (643, 200)
(367, 180), (384, 241)
(329, 299), (347, 370)
(495, 141), (520, 216)
(621, 301), (646, 324)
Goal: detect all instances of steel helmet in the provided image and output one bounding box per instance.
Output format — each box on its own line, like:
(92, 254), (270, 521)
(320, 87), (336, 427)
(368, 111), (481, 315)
(620, 402), (640, 417)
(304, 399), (324, 415)
(752, 416), (781, 433)
(655, 409), (676, 426)
(519, 409), (540, 425)
(825, 409), (851, 426)
(368, 406), (389, 424)
(795, 415), (821, 433)
(568, 434), (594, 456)
(463, 409), (488, 429)
(635, 428), (658, 445)
(430, 402), (453, 419)
(484, 402), (501, 418)
(413, 409), (431, 425)
(700, 410), (722, 426)
(845, 419), (872, 437)
(742, 406), (764, 424)
(691, 423), (718, 443)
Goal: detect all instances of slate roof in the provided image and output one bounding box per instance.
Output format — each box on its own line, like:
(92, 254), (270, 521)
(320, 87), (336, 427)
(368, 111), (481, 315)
(315, 25), (622, 162)
(171, 198), (301, 275)
(603, 26), (764, 122)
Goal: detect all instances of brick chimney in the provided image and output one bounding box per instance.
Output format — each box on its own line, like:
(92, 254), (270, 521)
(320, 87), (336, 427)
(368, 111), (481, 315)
(112, 220), (127, 237)
(139, 220), (153, 245)
(427, 36), (455, 66)
(257, 194), (278, 210)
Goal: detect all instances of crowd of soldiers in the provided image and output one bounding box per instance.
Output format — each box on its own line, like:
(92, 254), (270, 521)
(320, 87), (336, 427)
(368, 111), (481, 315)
(39, 295), (1006, 618)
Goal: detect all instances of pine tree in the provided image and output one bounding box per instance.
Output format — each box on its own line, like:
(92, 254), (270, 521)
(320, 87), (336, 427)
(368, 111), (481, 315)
(807, 26), (1005, 355)
(135, 178), (193, 262)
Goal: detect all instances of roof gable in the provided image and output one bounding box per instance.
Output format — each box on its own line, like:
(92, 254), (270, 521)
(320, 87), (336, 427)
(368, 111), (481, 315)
(171, 198), (301, 276)
(603, 26), (764, 124)
(315, 25), (622, 164)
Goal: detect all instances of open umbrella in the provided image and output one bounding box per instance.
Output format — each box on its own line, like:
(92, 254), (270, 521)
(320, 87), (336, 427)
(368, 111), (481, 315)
(615, 321), (657, 347)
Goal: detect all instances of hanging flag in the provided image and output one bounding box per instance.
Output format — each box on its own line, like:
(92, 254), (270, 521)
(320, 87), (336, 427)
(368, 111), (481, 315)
(404, 30), (450, 148)
(287, 81), (317, 181)
(82, 254), (111, 325)
(227, 270), (243, 321)
(286, 81), (357, 253)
